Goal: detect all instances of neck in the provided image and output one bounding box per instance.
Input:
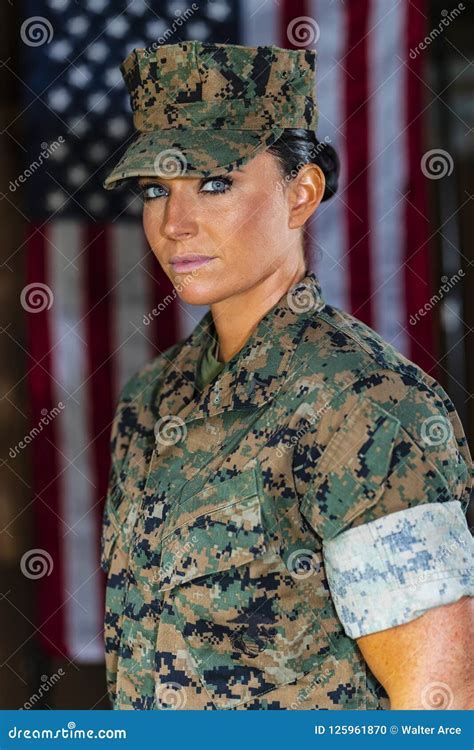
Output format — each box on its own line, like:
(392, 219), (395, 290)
(210, 262), (307, 364)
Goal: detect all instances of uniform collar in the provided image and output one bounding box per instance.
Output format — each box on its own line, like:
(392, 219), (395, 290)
(153, 271), (325, 424)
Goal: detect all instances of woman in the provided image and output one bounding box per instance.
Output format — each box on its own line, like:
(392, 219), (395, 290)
(100, 40), (473, 711)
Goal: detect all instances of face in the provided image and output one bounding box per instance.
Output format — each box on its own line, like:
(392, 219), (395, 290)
(138, 150), (323, 306)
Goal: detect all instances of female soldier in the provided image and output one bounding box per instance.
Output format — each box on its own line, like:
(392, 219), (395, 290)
(101, 40), (473, 710)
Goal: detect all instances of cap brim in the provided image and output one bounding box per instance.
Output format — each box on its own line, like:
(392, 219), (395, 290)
(102, 127), (284, 190)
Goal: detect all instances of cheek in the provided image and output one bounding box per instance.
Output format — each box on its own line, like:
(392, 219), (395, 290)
(225, 188), (283, 240)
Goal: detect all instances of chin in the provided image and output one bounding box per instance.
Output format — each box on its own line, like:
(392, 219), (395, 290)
(171, 275), (223, 306)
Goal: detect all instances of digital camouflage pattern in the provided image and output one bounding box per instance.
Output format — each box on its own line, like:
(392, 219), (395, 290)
(100, 272), (473, 710)
(323, 499), (473, 639)
(103, 41), (318, 189)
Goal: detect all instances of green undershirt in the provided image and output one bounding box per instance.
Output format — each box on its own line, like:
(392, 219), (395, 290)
(196, 327), (225, 390)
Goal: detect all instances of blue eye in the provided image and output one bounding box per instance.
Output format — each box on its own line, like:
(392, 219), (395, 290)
(142, 184), (167, 200)
(140, 176), (233, 201)
(200, 177), (233, 194)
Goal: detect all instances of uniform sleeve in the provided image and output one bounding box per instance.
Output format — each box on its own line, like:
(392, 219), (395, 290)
(292, 373), (474, 639)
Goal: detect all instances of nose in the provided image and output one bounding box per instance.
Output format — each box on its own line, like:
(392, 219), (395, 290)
(161, 189), (199, 241)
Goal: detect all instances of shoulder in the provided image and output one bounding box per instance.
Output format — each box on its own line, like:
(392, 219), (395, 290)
(291, 304), (473, 532)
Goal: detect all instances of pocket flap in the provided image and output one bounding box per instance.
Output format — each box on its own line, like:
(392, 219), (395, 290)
(157, 470), (267, 590)
(299, 397), (401, 540)
(163, 465), (261, 538)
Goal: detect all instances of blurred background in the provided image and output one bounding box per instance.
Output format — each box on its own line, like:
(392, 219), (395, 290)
(0, 0), (472, 709)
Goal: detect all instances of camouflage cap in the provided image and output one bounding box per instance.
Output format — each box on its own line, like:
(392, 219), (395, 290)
(103, 40), (318, 190)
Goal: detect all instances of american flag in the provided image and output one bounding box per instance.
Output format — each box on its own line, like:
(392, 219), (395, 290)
(21, 0), (433, 662)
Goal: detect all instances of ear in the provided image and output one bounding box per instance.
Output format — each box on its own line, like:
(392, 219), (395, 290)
(287, 164), (325, 229)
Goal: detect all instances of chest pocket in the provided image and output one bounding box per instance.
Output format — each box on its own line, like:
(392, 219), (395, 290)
(157, 467), (267, 589)
(154, 464), (334, 709)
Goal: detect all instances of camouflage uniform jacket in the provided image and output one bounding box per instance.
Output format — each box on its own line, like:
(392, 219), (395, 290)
(100, 271), (473, 710)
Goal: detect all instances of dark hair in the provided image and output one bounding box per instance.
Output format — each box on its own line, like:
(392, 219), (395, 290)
(267, 128), (340, 202)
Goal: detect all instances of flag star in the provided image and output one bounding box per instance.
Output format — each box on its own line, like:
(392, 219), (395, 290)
(68, 165), (89, 186)
(46, 190), (69, 211)
(67, 15), (90, 36)
(86, 41), (108, 63)
(185, 20), (211, 40)
(48, 39), (73, 61)
(68, 64), (92, 88)
(107, 116), (129, 139)
(205, 1), (232, 22)
(105, 16), (129, 39)
(48, 88), (71, 112)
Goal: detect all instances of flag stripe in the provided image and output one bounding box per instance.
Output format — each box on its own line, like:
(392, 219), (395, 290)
(311, 0), (348, 310)
(369, 1), (409, 354)
(403, 0), (436, 374)
(24, 0), (434, 663)
(49, 221), (103, 661)
(26, 228), (67, 656)
(344, 0), (373, 326)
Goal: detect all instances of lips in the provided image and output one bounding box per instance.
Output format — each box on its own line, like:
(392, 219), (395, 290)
(170, 255), (216, 273)
(170, 253), (212, 263)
